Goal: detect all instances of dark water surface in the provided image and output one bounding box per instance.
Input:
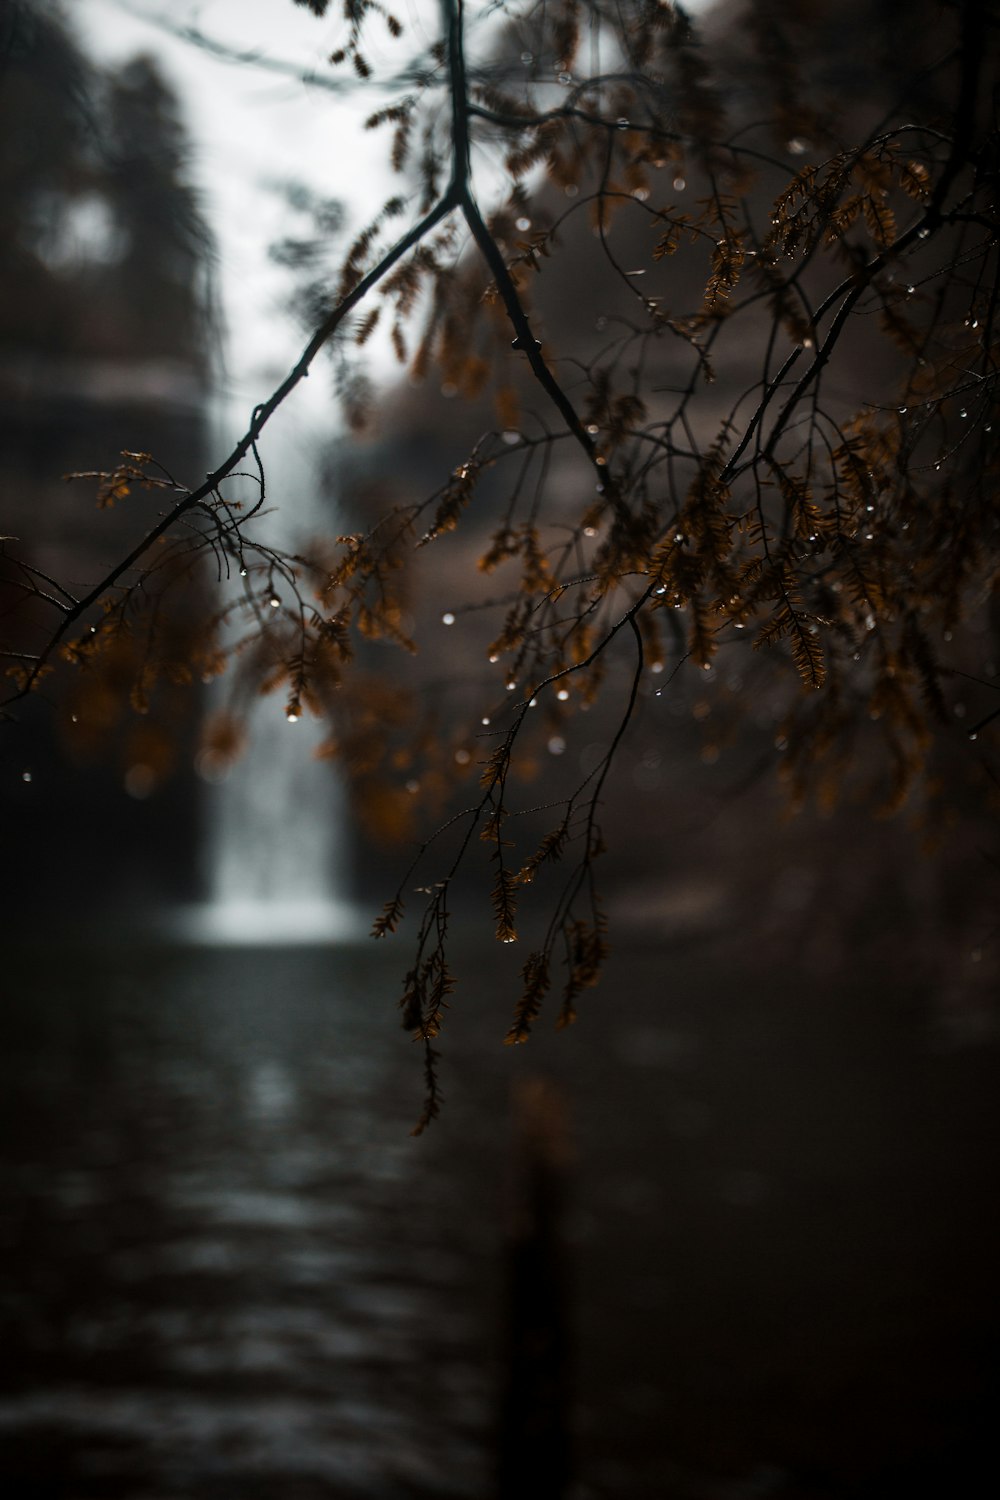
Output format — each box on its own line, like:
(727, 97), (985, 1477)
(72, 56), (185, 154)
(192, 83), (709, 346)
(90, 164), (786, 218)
(2, 935), (998, 1498)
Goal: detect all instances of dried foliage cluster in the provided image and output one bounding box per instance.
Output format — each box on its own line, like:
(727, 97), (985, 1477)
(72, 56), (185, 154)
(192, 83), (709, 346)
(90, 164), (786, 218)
(3, 0), (998, 1129)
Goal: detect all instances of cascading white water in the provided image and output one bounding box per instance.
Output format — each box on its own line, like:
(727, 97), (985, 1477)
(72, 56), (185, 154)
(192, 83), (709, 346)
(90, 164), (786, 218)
(191, 393), (359, 943)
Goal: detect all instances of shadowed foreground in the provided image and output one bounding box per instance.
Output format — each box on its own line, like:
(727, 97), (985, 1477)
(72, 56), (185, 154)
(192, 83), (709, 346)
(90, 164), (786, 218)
(1, 929), (997, 1499)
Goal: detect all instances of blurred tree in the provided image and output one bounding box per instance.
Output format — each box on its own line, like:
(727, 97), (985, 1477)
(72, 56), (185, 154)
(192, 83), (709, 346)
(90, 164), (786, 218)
(0, 0), (212, 362)
(2, 0), (997, 1124)
(0, 0), (213, 905)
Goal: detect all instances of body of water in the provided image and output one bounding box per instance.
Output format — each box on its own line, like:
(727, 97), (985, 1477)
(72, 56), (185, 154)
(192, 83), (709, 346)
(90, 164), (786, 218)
(2, 933), (998, 1497)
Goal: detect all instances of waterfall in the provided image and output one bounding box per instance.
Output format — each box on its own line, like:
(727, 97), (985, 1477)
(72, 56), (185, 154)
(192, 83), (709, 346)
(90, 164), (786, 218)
(188, 393), (360, 943)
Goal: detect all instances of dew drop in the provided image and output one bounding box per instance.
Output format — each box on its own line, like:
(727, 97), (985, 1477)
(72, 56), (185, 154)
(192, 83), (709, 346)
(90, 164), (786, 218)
(548, 736), (566, 755)
(521, 51), (533, 64)
(489, 653), (499, 664)
(502, 429), (520, 445)
(651, 661), (664, 673)
(406, 779), (419, 794)
(586, 423), (600, 436)
(787, 137), (807, 155)
(864, 613), (876, 631)
(455, 748), (471, 765)
(239, 566), (248, 577)
(959, 408), (968, 419)
(269, 595), (280, 609)
(528, 697), (538, 708)
(506, 679), (517, 692)
(21, 770), (32, 783)
(917, 226), (930, 239)
(515, 216), (532, 231)
(556, 687), (570, 701)
(905, 285), (915, 296)
(286, 710), (299, 723)
(617, 117), (629, 130)
(442, 611), (455, 625)
(674, 532), (685, 543)
(558, 71), (572, 85)
(898, 407), (908, 415)
(673, 175), (686, 191)
(584, 525), (597, 537)
(564, 184), (579, 197)
(482, 716), (491, 726)
(968, 731), (978, 742)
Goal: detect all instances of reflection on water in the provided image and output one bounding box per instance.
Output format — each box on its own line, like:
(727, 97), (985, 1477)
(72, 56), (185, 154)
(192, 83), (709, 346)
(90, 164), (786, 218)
(2, 936), (998, 1497)
(0, 944), (492, 1499)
